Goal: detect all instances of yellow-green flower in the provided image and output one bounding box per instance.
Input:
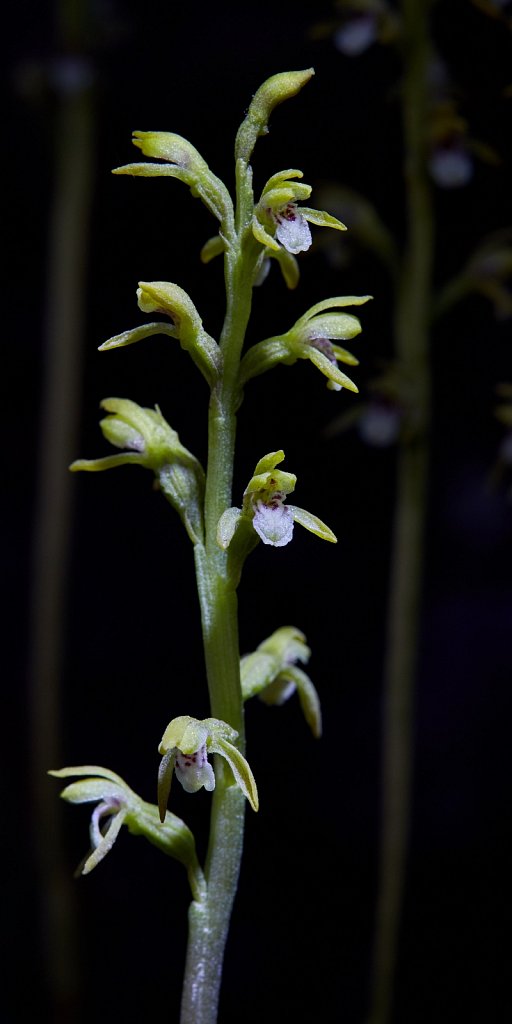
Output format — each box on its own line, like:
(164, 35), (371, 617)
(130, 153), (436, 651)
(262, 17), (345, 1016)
(241, 626), (322, 738)
(240, 295), (372, 393)
(252, 169), (346, 256)
(157, 716), (259, 820)
(49, 766), (202, 896)
(217, 450), (337, 550)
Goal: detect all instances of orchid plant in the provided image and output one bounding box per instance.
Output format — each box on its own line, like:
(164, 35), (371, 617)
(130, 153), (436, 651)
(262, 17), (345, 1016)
(50, 69), (370, 1023)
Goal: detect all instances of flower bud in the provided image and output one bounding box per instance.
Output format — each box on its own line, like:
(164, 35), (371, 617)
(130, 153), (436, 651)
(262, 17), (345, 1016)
(235, 69), (314, 164)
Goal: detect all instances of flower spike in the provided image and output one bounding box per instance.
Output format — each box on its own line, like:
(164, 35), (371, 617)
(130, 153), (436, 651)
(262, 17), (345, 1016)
(158, 716), (259, 820)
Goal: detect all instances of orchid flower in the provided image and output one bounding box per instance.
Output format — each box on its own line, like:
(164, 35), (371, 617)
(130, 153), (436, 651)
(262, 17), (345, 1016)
(240, 295), (372, 393)
(49, 766), (204, 898)
(157, 716), (259, 821)
(217, 450), (336, 551)
(252, 169), (346, 257)
(241, 626), (322, 738)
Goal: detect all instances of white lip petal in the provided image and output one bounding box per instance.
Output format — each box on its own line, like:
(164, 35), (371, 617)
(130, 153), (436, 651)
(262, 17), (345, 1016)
(275, 210), (312, 255)
(175, 745), (216, 794)
(253, 502), (294, 546)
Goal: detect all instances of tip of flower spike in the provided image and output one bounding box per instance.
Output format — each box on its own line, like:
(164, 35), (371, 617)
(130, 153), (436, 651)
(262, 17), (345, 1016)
(235, 70), (315, 165)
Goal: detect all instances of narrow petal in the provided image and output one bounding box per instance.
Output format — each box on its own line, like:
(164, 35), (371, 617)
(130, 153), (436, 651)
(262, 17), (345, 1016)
(210, 737), (259, 812)
(48, 765), (128, 786)
(90, 800), (116, 848)
(297, 295), (373, 323)
(82, 808), (127, 875)
(280, 665), (322, 739)
(301, 207), (347, 231)
(307, 347), (359, 392)
(288, 505), (337, 543)
(98, 322), (178, 350)
(69, 453), (148, 472)
(112, 162), (193, 180)
(158, 749), (176, 822)
(332, 343), (360, 367)
(252, 214), (280, 251)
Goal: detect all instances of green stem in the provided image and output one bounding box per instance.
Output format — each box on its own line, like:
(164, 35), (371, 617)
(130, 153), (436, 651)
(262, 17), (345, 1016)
(367, 3), (433, 1022)
(180, 238), (255, 1023)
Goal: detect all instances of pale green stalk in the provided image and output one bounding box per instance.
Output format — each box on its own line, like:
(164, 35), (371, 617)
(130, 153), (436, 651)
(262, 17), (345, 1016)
(367, 3), (433, 1022)
(180, 174), (258, 1024)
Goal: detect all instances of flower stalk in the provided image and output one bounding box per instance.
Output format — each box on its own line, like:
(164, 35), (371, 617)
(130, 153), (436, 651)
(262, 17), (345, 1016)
(180, 226), (260, 1021)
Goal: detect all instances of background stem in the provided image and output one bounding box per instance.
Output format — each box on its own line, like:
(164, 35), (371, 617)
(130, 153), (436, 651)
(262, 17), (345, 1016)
(367, 3), (433, 1021)
(29, 74), (94, 1021)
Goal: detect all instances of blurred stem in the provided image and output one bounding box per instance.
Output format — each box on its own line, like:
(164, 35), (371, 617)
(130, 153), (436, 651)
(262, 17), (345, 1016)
(367, 3), (433, 1023)
(29, 79), (94, 1020)
(432, 271), (472, 321)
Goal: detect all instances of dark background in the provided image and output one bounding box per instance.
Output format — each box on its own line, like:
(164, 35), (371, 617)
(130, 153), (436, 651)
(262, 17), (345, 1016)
(6, 1), (512, 1021)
